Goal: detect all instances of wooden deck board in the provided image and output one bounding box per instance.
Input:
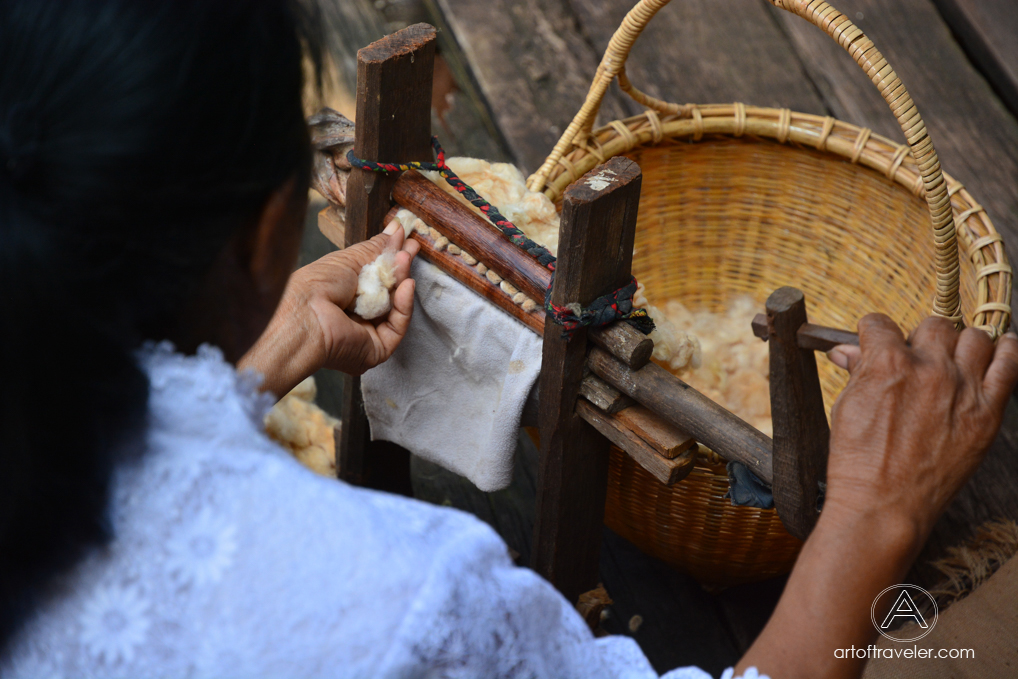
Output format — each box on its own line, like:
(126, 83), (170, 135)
(598, 527), (741, 676)
(429, 0), (639, 174)
(932, 0), (1018, 119)
(568, 0), (828, 114)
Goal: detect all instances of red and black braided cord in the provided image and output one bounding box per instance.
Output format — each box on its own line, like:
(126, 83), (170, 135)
(347, 137), (654, 337)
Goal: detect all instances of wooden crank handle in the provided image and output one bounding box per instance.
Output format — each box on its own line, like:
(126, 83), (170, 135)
(752, 313), (860, 352)
(391, 170), (654, 369)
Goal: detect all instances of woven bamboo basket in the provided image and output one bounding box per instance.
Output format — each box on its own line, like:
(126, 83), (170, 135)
(528, 0), (1013, 589)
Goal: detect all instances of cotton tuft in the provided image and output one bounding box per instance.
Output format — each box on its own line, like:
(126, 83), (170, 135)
(353, 251), (398, 319)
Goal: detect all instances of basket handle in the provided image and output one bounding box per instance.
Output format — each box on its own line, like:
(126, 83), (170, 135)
(528, 0), (961, 325)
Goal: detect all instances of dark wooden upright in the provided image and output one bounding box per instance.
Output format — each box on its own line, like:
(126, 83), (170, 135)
(532, 157), (643, 603)
(340, 23), (436, 494)
(767, 286), (831, 540)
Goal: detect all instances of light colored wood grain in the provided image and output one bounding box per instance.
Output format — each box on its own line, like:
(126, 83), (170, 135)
(578, 374), (634, 415)
(614, 405), (696, 460)
(576, 400), (696, 486)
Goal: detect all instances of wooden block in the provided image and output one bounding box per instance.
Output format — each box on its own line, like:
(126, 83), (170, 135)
(614, 405), (695, 460)
(533, 156), (642, 603)
(339, 24), (436, 495)
(578, 374), (633, 415)
(318, 206), (345, 248)
(576, 400), (696, 486)
(575, 584), (613, 631)
(345, 24), (436, 240)
(767, 287), (830, 541)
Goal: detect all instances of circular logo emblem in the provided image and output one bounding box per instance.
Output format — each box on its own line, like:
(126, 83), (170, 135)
(871, 584), (939, 642)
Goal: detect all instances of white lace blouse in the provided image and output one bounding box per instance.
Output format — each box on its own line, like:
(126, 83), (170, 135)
(2, 343), (764, 679)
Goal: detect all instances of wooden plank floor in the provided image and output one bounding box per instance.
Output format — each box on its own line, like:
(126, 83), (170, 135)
(312, 0), (1018, 671)
(932, 0), (1018, 118)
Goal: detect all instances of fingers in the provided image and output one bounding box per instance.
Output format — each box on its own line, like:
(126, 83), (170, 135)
(857, 313), (906, 353)
(909, 315), (959, 357)
(954, 326), (995, 379)
(393, 250), (413, 287)
(341, 222), (406, 270)
(387, 233), (419, 302)
(373, 278), (416, 359)
(402, 236), (420, 259)
(983, 332), (1018, 406)
(827, 344), (861, 372)
(382, 218), (408, 251)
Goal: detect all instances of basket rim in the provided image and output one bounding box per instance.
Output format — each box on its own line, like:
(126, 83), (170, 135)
(535, 103), (1012, 337)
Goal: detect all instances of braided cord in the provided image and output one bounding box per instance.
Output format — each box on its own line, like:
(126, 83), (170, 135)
(347, 137), (654, 337)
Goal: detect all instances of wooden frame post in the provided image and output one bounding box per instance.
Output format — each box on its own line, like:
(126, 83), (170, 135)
(532, 157), (643, 603)
(340, 23), (436, 494)
(767, 286), (830, 540)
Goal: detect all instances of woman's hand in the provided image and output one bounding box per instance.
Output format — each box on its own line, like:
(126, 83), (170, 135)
(825, 315), (1018, 540)
(736, 315), (1018, 679)
(238, 220), (419, 397)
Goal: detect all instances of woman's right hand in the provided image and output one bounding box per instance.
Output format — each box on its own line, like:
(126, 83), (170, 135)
(737, 315), (1018, 679)
(824, 315), (1018, 542)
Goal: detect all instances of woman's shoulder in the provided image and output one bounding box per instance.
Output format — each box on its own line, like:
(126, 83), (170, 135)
(5, 418), (505, 678)
(133, 341), (504, 579)
(5, 346), (509, 678)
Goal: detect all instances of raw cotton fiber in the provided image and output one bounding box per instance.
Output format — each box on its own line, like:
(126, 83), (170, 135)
(264, 376), (341, 477)
(422, 157), (561, 255)
(639, 294), (772, 437)
(353, 250), (398, 319)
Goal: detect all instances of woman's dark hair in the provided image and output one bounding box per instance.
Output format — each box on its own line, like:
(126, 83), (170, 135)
(0, 0), (323, 653)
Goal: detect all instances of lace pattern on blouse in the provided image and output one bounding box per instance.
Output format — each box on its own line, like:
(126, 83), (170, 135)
(2, 342), (762, 679)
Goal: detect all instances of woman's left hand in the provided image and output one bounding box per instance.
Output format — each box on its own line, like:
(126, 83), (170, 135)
(239, 220), (419, 397)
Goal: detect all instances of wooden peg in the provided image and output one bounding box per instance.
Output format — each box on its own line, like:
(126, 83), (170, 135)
(578, 374), (634, 415)
(752, 313), (859, 352)
(576, 400), (696, 485)
(532, 157), (643, 603)
(339, 24), (436, 495)
(767, 287), (831, 540)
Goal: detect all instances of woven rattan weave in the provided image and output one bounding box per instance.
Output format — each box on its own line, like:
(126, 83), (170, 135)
(528, 0), (1012, 588)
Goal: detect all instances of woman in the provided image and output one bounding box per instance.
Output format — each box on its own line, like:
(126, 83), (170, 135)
(2, 1), (1016, 677)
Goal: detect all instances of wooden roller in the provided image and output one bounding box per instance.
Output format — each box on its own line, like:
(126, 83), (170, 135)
(393, 170), (654, 370)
